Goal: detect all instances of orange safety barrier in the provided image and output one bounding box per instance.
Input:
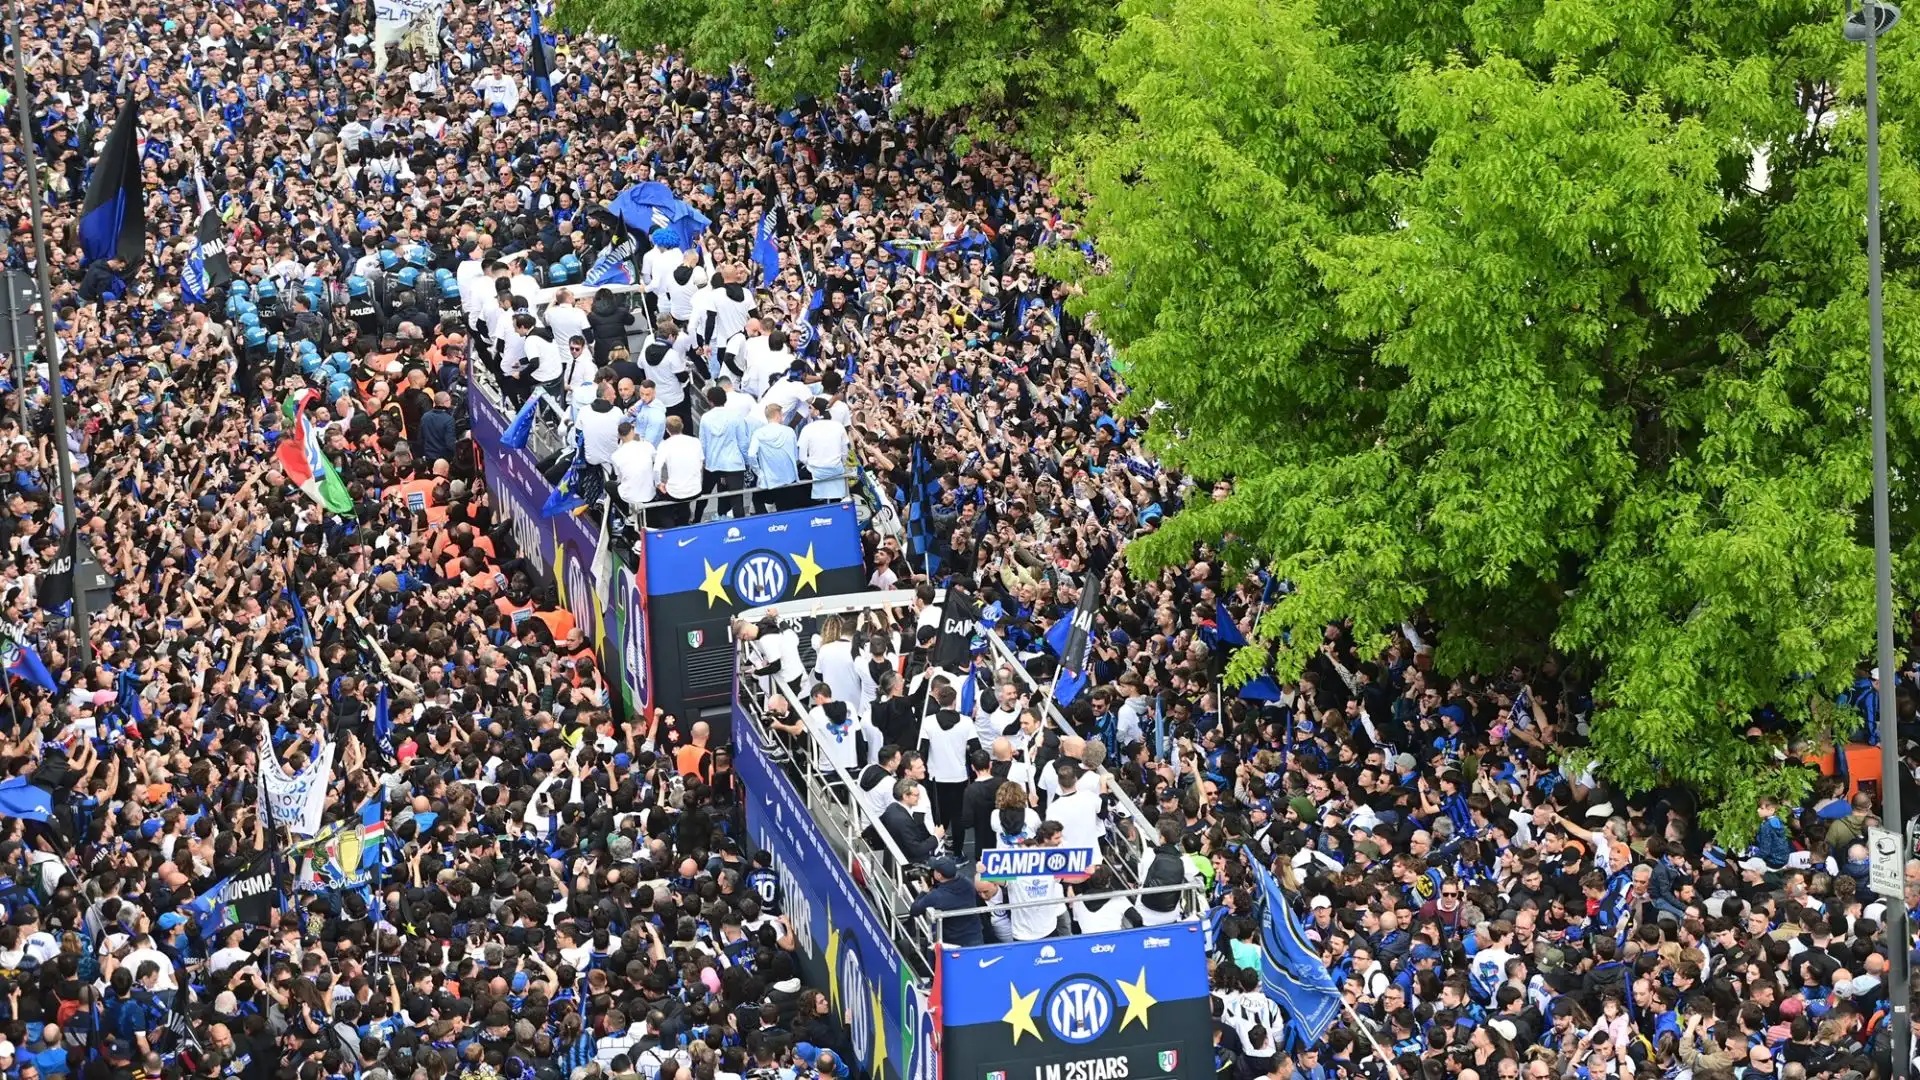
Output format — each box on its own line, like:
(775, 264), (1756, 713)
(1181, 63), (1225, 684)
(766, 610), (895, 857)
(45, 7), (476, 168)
(1804, 743), (1885, 797)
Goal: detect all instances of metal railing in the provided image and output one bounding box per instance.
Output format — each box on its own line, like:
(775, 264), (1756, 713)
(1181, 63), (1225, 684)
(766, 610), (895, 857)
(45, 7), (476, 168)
(922, 882), (1206, 948)
(729, 590), (1165, 975)
(735, 659), (940, 980)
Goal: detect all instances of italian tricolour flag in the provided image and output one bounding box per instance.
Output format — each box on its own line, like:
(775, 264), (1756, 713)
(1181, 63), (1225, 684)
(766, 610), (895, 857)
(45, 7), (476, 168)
(277, 388), (353, 514)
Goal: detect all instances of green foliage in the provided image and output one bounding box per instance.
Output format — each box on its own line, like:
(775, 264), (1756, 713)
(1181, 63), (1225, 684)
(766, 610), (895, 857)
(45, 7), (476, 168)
(555, 0), (1114, 148)
(1059, 0), (1920, 843)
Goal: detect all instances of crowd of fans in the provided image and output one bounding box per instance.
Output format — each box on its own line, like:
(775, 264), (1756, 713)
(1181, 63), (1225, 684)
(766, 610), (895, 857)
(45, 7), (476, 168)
(0, 3), (1914, 1080)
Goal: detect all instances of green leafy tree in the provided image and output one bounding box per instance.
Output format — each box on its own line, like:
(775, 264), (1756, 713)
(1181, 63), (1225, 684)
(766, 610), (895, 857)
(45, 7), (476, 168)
(555, 0), (1113, 145)
(1055, 0), (1920, 841)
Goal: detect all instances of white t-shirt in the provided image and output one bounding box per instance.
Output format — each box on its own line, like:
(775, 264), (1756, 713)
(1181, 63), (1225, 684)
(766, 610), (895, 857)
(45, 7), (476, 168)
(806, 704), (867, 775)
(1048, 785), (1105, 860)
(577, 404), (625, 467)
(546, 302), (591, 348)
(610, 439), (656, 507)
(1004, 874), (1066, 941)
(919, 712), (978, 784)
(655, 433), (705, 499)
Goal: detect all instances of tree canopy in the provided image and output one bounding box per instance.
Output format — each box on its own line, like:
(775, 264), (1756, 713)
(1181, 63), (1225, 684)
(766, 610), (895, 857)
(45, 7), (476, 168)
(569, 0), (1920, 839)
(1062, 0), (1920, 839)
(553, 0), (1113, 145)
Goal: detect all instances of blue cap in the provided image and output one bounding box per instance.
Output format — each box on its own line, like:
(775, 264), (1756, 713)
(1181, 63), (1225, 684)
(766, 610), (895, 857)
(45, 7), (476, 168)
(141, 818), (163, 839)
(613, 753), (631, 768)
(511, 972), (530, 992)
(158, 912), (187, 931)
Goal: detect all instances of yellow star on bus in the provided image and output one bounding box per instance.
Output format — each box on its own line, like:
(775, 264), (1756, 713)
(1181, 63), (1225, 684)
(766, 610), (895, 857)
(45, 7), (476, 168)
(1118, 968), (1157, 1031)
(1002, 984), (1042, 1044)
(700, 559), (730, 608)
(791, 544), (824, 594)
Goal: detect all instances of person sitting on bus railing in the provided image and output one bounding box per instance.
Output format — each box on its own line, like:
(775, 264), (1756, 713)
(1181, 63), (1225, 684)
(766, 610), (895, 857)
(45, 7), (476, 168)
(905, 855), (985, 949)
(1137, 817), (1201, 928)
(882, 779), (944, 863)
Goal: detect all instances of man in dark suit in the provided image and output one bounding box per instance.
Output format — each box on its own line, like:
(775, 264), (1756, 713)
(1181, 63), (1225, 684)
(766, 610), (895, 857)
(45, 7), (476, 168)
(879, 779), (943, 863)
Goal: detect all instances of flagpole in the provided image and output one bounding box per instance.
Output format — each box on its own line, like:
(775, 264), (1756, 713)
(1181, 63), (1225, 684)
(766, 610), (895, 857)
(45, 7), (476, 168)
(10, 2), (89, 663)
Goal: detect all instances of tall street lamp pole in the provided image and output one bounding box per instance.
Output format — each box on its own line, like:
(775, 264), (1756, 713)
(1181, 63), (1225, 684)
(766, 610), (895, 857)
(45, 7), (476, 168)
(8, 0), (89, 664)
(1848, 0), (1909, 1072)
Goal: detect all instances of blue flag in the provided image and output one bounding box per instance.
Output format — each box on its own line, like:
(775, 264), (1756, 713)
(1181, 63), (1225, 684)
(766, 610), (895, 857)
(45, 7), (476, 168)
(1254, 862), (1342, 1048)
(2, 633), (55, 693)
(374, 684), (394, 759)
(1215, 599), (1247, 649)
(584, 238), (636, 286)
(1239, 675), (1284, 702)
(608, 182), (711, 250)
(0, 776), (51, 821)
(541, 458), (589, 518)
(284, 587), (322, 678)
(501, 394), (540, 450)
(958, 660), (977, 716)
(752, 209), (781, 287)
(78, 93), (146, 265)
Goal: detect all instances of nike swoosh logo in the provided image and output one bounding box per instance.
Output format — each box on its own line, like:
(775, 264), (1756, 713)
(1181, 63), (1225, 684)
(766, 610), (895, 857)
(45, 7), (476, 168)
(978, 956), (1002, 968)
(679, 538), (698, 547)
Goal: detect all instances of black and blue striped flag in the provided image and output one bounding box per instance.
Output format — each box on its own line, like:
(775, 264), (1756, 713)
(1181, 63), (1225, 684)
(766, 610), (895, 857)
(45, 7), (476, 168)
(78, 93), (146, 265)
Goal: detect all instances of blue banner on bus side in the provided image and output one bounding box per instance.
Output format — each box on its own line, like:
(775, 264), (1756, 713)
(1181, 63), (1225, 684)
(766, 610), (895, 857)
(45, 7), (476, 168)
(471, 383), (642, 716)
(979, 848), (1095, 880)
(733, 697), (919, 1080)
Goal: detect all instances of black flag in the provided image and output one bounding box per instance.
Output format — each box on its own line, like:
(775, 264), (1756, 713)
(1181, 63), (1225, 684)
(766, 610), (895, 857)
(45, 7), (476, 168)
(1048, 573), (1101, 706)
(39, 526), (76, 612)
(932, 586), (979, 671)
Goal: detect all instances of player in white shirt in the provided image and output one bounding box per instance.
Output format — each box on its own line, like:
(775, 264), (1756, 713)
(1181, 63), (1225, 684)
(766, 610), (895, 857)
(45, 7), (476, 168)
(544, 289), (592, 349)
(575, 381), (626, 467)
(609, 423), (657, 511)
(653, 416), (705, 525)
(641, 319), (696, 420)
(640, 239), (685, 320)
(662, 254), (706, 323)
(1046, 761), (1107, 862)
